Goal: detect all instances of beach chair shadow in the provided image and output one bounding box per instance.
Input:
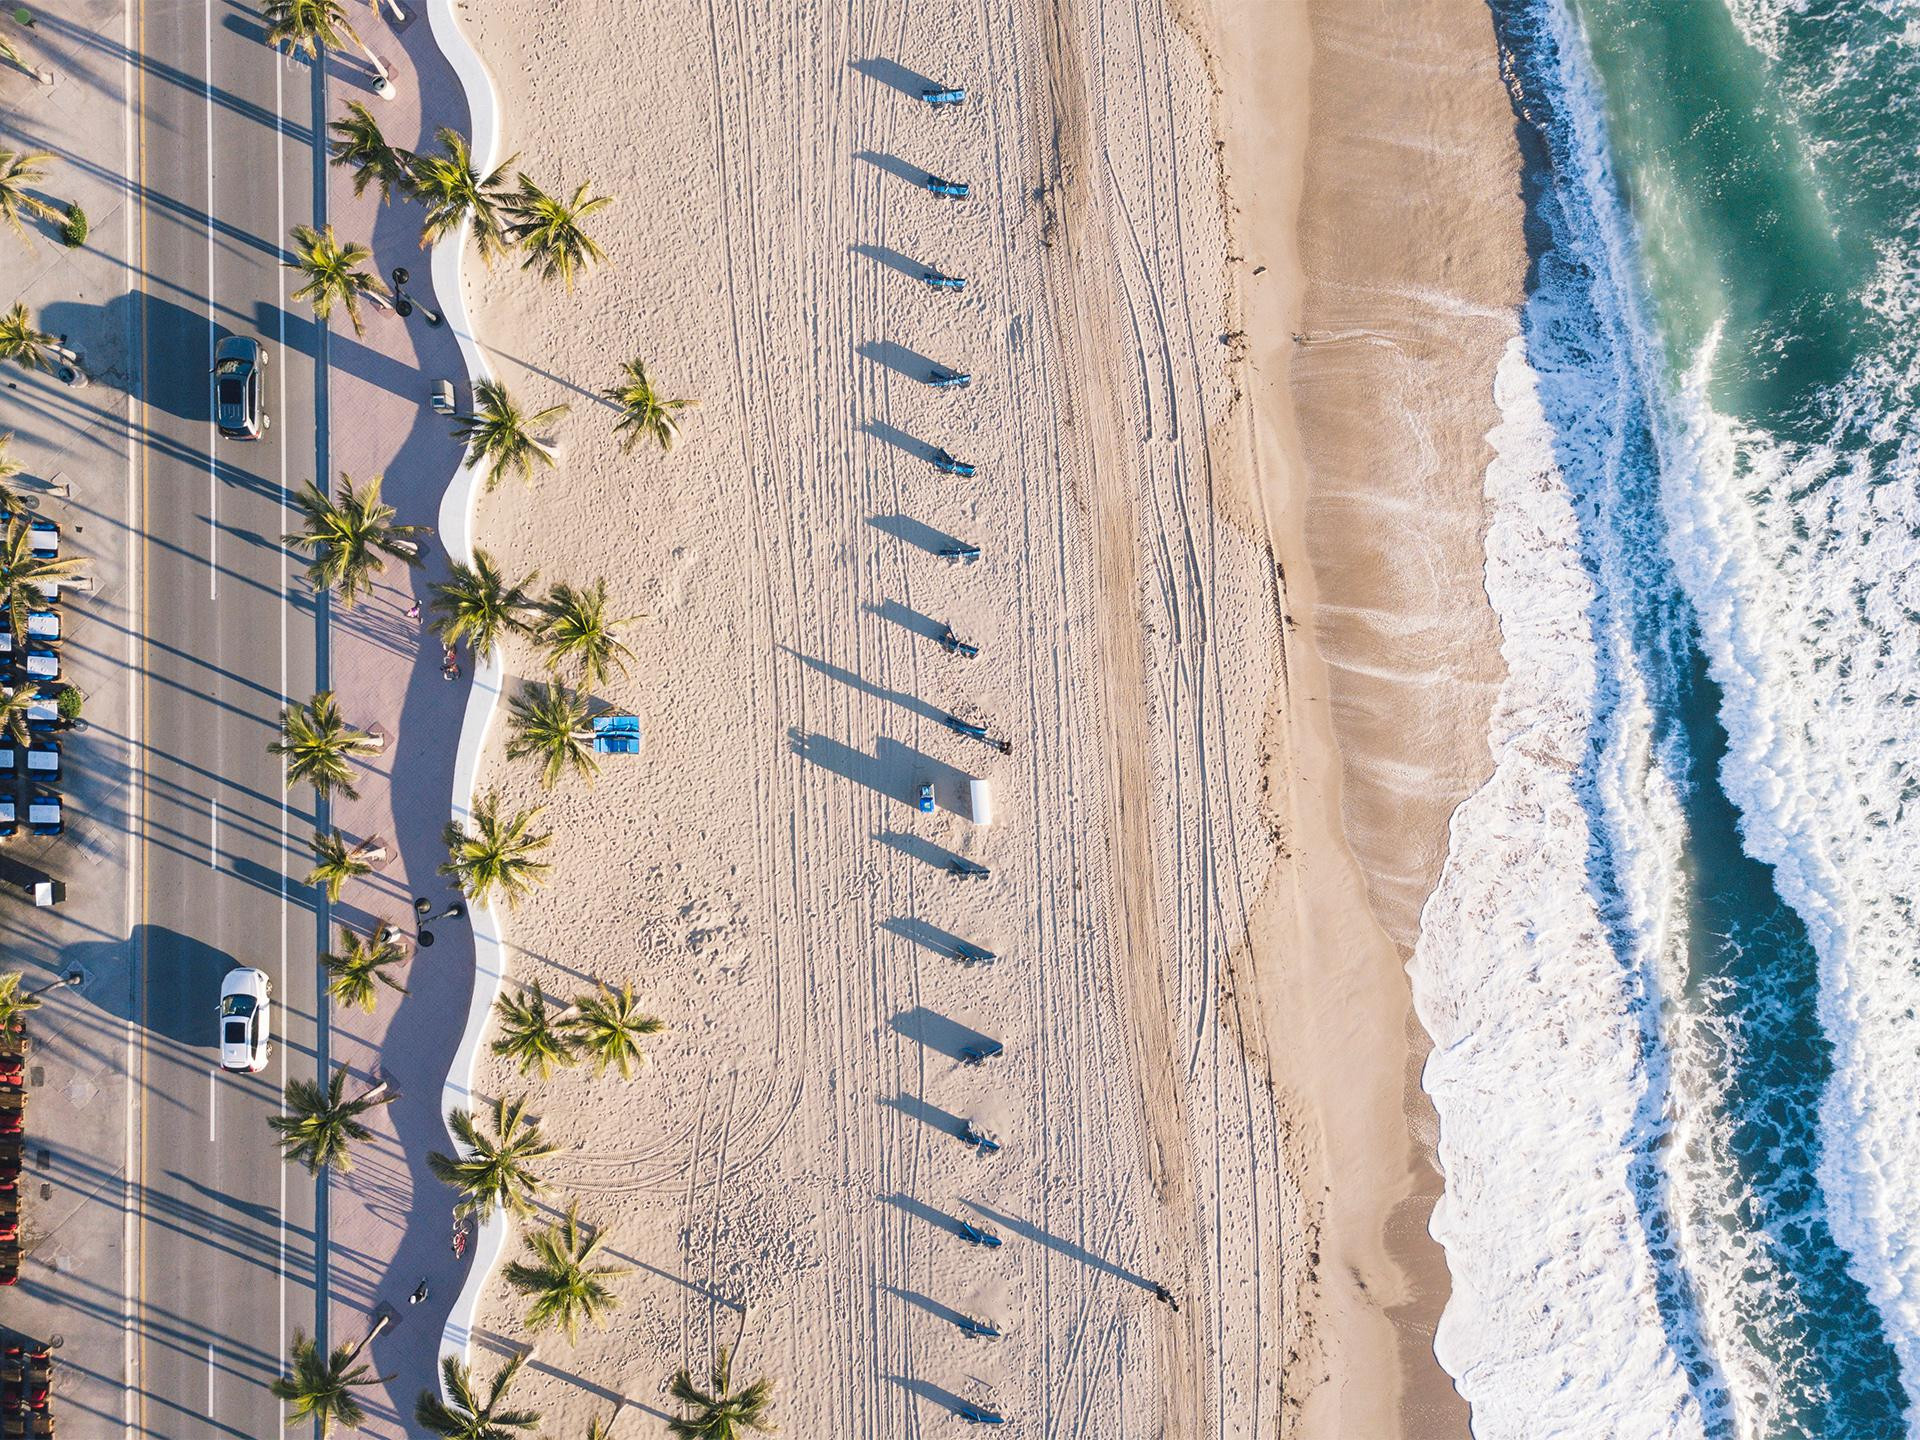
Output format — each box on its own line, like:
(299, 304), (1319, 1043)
(883, 1088), (966, 1139)
(867, 513), (963, 555)
(857, 338), (944, 382)
(889, 1005), (996, 1061)
(873, 830), (963, 871)
(879, 914), (974, 958)
(855, 150), (932, 188)
(850, 57), (941, 97)
(880, 1191), (974, 1239)
(851, 243), (928, 282)
(861, 420), (937, 461)
(888, 1374), (983, 1417)
(866, 598), (946, 642)
(883, 1284), (972, 1329)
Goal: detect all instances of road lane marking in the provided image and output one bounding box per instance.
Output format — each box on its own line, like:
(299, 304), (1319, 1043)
(123, 0), (144, 1425)
(204, 0), (218, 601)
(274, 39), (291, 1397)
(209, 797), (219, 868)
(207, 1069), (216, 1142)
(206, 1341), (214, 1414)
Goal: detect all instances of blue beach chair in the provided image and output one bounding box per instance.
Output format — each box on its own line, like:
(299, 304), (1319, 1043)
(591, 714), (643, 756)
(940, 544), (982, 565)
(926, 175), (970, 199)
(922, 86), (966, 106)
(931, 449), (975, 477)
(922, 270), (966, 291)
(927, 368), (973, 390)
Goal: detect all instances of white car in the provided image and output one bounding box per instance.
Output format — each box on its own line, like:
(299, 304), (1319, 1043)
(217, 968), (272, 1073)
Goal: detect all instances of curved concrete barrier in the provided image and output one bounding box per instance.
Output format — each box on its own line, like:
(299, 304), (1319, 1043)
(423, 0), (512, 1379)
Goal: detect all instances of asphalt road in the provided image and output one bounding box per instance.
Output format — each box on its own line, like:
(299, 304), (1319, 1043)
(134, 0), (324, 1433)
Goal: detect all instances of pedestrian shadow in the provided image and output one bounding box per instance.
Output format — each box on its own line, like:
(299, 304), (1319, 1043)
(960, 1198), (1156, 1291)
(850, 57), (942, 98)
(889, 1005), (995, 1061)
(867, 513), (965, 556)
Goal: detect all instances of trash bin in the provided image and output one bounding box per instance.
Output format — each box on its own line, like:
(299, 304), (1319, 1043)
(429, 379), (456, 415)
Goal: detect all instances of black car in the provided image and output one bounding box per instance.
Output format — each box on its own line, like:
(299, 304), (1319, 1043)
(213, 336), (268, 439)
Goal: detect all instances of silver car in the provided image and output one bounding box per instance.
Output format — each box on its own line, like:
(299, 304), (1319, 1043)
(212, 336), (268, 440)
(217, 968), (272, 1073)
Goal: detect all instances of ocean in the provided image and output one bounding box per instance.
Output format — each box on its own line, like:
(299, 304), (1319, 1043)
(1412, 0), (1920, 1435)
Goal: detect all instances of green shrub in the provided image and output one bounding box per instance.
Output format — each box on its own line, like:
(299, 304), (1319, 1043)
(60, 204), (86, 249)
(55, 686), (81, 723)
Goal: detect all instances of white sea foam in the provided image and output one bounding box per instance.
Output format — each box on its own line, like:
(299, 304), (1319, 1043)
(1415, 335), (1710, 1440)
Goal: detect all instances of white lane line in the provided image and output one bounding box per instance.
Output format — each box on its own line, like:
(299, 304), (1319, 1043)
(205, 1341), (215, 1413)
(203, 0), (217, 601)
(209, 797), (219, 868)
(207, 1069), (216, 1142)
(273, 43), (290, 1407)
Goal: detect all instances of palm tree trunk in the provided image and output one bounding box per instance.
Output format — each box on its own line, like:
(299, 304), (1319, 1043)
(342, 33), (397, 99)
(347, 1308), (393, 1363)
(351, 838), (389, 866)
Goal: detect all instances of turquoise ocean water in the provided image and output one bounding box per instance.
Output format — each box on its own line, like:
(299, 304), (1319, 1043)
(1411, 2), (1920, 1435)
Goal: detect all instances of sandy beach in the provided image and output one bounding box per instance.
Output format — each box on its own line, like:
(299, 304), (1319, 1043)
(441, 0), (1523, 1433)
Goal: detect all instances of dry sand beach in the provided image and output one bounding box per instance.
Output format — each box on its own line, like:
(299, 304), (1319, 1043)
(441, 0), (1524, 1434)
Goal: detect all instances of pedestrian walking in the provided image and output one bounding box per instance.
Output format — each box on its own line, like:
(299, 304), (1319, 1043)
(1152, 1282), (1179, 1313)
(410, 1279), (430, 1305)
(406, 601), (421, 621)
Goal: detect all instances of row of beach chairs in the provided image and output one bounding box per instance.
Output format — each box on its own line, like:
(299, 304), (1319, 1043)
(0, 516), (72, 839)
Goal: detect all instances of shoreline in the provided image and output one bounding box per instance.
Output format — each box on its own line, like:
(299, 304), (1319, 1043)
(1197, 0), (1527, 1432)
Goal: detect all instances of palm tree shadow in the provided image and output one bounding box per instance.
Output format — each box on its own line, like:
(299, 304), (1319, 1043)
(475, 343), (620, 412)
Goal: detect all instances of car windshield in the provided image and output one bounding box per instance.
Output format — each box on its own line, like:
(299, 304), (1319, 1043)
(220, 994), (256, 1018)
(217, 378), (244, 405)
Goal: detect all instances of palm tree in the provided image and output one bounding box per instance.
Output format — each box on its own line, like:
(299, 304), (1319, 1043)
(606, 358), (697, 454)
(271, 689), (384, 798)
(286, 223), (389, 336)
(0, 149), (58, 238)
(667, 1348), (776, 1440)
(416, 1353), (539, 1440)
(305, 828), (388, 901)
(504, 177), (610, 290)
(505, 682), (597, 789)
(451, 380), (569, 492)
(270, 1330), (391, 1437)
(285, 472), (424, 606)
(0, 303), (77, 374)
(431, 548), (538, 657)
(409, 127), (516, 265)
(441, 793), (552, 909)
(566, 984), (663, 1079)
(0, 431), (27, 512)
(327, 100), (412, 202)
(0, 689), (32, 748)
(258, 0), (396, 99)
(538, 579), (638, 688)
(323, 926), (410, 1013)
(490, 984), (575, 1079)
(0, 518), (85, 639)
(426, 1094), (556, 1222)
(504, 1202), (629, 1342)
(268, 1068), (395, 1173)
(0, 29), (22, 75)
(583, 1416), (616, 1440)
(0, 973), (41, 1032)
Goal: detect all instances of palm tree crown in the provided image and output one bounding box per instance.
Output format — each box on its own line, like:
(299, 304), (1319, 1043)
(504, 1203), (629, 1342)
(0, 430), (28, 513)
(668, 1348), (777, 1440)
(441, 793), (552, 909)
(271, 689), (382, 798)
(285, 472), (424, 606)
(0, 149), (58, 238)
(409, 127), (516, 265)
(305, 828), (383, 901)
(270, 1330), (390, 1437)
(323, 926), (410, 1013)
(538, 578), (638, 689)
(269, 1068), (395, 1173)
(490, 984), (576, 1079)
(504, 176), (610, 290)
(431, 547), (537, 657)
(505, 681), (598, 788)
(606, 358), (697, 454)
(451, 380), (569, 492)
(426, 1094), (557, 1222)
(567, 983), (664, 1079)
(286, 223), (389, 336)
(0, 303), (70, 374)
(0, 689), (33, 749)
(327, 101), (412, 202)
(257, 0), (392, 92)
(0, 518), (85, 639)
(0, 972), (42, 1032)
(416, 1353), (540, 1440)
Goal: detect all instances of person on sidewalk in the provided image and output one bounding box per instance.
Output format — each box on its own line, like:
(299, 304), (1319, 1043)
(410, 1280), (430, 1305)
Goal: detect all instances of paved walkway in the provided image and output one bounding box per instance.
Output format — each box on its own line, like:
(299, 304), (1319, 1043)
(0, 1), (143, 1430)
(311, 10), (480, 1433)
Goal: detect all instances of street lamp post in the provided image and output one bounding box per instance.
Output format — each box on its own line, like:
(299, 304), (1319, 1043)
(25, 973), (81, 1000)
(390, 267), (443, 327)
